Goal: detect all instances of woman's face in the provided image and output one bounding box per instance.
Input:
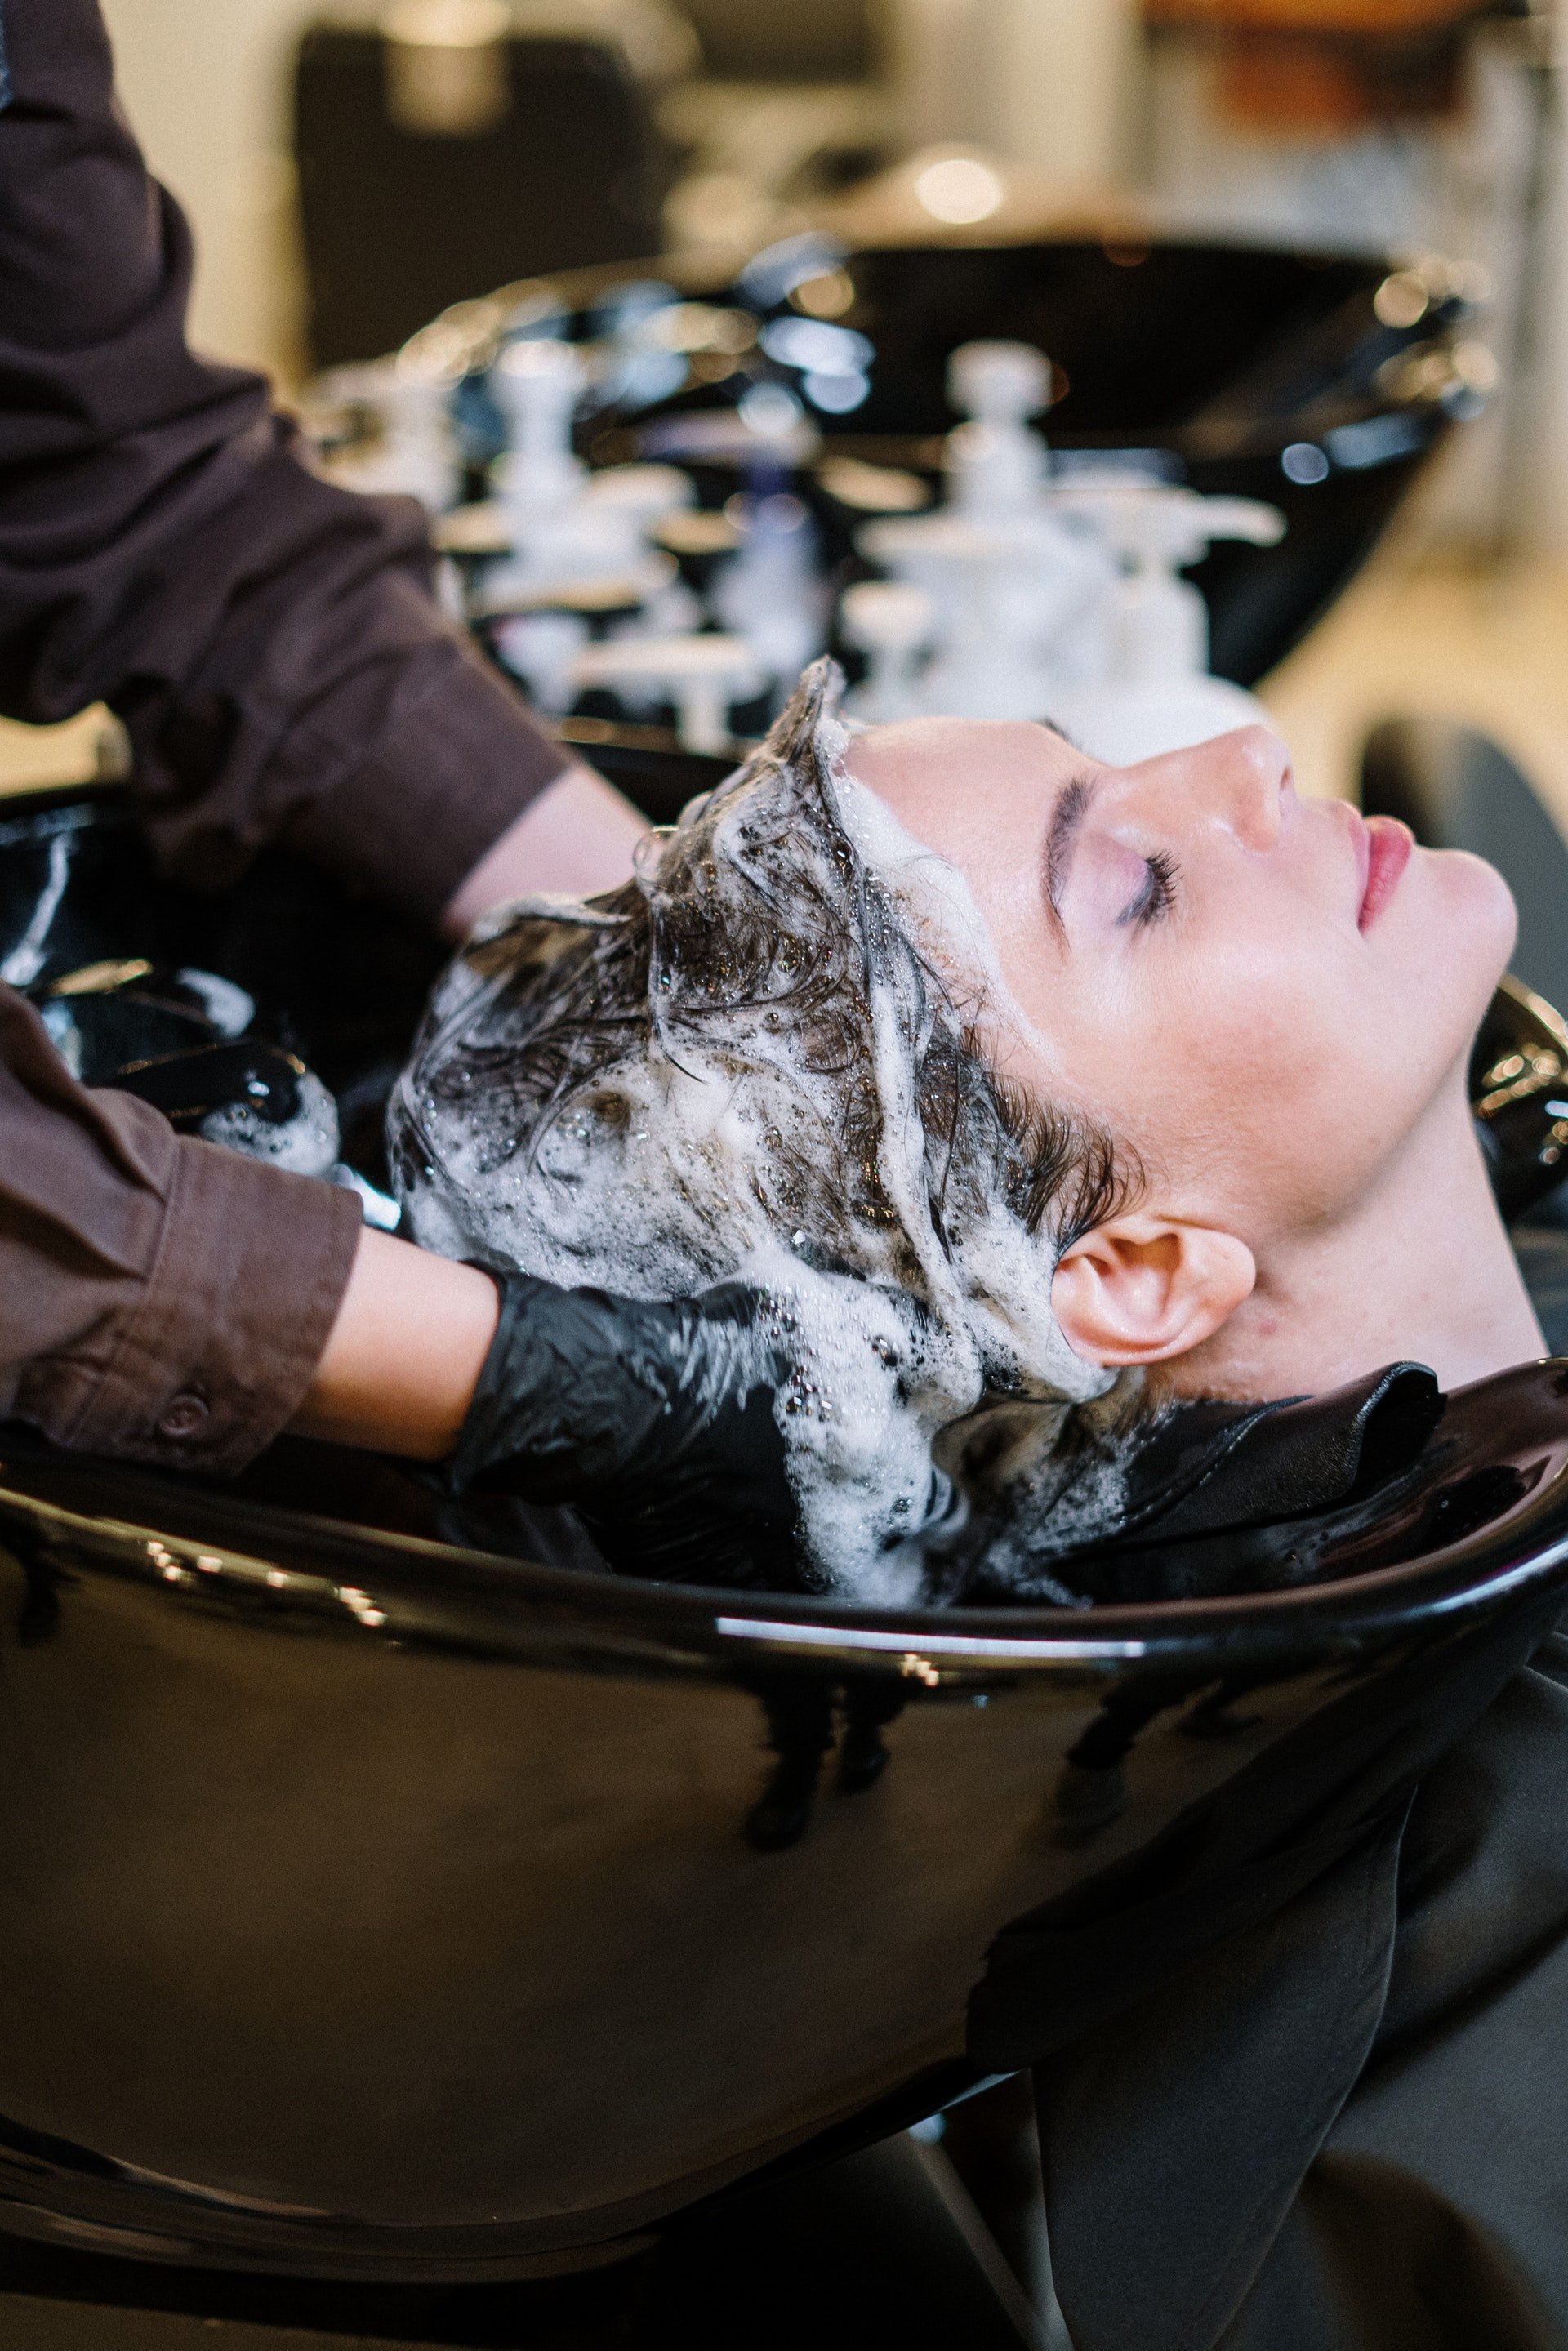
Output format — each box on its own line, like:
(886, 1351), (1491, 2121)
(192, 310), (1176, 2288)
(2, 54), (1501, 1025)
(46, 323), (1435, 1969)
(846, 717), (1517, 1251)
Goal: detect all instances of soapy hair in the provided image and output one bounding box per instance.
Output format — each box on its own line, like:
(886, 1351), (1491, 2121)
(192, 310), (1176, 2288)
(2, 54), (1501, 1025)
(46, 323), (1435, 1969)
(392, 660), (1142, 1598)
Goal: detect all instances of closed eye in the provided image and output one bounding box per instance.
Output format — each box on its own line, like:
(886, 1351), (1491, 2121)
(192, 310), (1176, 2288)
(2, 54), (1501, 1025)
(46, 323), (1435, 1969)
(1120, 850), (1179, 928)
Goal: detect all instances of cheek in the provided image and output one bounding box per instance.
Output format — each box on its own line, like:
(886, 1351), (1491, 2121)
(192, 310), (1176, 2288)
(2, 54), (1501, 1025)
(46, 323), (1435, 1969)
(1004, 917), (1331, 1169)
(1143, 866), (1512, 1225)
(1125, 921), (1398, 1216)
(993, 861), (1505, 1231)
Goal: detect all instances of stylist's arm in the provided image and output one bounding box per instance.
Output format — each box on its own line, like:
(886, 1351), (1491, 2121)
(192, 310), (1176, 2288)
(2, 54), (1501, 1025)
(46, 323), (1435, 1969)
(0, 0), (697, 1493)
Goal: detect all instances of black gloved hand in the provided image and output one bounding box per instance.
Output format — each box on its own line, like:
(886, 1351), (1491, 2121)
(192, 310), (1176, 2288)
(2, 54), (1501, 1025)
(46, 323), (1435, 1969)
(449, 1274), (800, 1587)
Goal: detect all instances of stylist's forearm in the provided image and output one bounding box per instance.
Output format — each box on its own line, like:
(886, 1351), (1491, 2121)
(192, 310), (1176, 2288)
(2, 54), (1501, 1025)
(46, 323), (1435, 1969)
(290, 1230), (500, 1458)
(440, 761), (647, 939)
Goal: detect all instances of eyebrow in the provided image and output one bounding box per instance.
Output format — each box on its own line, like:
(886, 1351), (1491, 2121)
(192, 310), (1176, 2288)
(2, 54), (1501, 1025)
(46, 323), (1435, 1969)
(1044, 772), (1100, 939)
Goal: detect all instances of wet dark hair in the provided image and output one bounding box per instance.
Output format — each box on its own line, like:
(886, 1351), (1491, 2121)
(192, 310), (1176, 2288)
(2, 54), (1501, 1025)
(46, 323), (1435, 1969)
(392, 661), (1155, 1596)
(396, 664), (1139, 1297)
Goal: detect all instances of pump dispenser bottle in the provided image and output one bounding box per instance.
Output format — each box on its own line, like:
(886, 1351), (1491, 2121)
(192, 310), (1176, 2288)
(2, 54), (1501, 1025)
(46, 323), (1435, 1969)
(1046, 483), (1285, 762)
(858, 341), (1114, 720)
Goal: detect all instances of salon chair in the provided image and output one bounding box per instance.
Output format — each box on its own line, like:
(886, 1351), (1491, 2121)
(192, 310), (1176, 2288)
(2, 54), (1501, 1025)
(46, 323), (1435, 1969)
(3, 758), (1568, 2351)
(294, 21), (671, 368)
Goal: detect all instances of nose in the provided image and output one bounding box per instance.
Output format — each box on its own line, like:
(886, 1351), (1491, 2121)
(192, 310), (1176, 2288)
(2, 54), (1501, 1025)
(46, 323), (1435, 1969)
(1152, 724), (1292, 851)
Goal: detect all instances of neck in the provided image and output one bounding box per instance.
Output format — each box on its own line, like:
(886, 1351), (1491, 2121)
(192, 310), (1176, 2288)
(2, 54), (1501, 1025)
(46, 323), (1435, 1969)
(1168, 1071), (1544, 1405)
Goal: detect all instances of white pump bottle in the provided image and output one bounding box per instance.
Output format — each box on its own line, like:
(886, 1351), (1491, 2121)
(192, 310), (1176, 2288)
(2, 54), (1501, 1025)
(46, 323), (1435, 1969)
(856, 340), (1114, 721)
(1045, 483), (1285, 763)
(944, 339), (1053, 518)
(488, 337), (691, 603)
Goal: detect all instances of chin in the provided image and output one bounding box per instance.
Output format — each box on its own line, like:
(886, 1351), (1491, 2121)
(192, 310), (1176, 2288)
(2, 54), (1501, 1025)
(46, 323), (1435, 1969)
(1420, 847), (1519, 1026)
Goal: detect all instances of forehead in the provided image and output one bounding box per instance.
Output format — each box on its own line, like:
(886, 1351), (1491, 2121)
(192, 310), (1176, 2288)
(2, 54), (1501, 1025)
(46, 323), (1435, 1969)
(844, 718), (1085, 864)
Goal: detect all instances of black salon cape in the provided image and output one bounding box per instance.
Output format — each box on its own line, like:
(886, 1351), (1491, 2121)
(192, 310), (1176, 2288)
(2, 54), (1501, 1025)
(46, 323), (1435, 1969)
(1019, 1632), (1568, 2350)
(965, 1226), (1568, 2351)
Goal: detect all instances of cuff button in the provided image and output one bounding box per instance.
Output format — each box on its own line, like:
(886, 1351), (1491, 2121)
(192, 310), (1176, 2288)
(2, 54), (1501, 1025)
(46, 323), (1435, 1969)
(158, 1393), (210, 1440)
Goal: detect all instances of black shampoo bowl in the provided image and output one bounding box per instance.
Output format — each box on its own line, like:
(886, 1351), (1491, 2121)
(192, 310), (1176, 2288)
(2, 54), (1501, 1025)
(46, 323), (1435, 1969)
(2, 1382), (1567, 2282)
(2, 780), (1568, 2284)
(480, 236), (1486, 688)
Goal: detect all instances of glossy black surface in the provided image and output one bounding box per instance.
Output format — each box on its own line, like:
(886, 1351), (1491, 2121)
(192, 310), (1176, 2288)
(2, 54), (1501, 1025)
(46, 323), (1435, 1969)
(1471, 974), (1568, 1224)
(3, 780), (1568, 2281)
(0, 1362), (1566, 2278)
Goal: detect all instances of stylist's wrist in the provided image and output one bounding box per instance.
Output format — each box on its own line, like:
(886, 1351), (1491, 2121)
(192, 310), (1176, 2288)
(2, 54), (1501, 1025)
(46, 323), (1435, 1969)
(290, 1228), (500, 1458)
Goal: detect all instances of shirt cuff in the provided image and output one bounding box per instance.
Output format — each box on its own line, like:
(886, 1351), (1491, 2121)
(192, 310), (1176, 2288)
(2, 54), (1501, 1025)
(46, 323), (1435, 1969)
(280, 641), (574, 928)
(41, 1138), (364, 1473)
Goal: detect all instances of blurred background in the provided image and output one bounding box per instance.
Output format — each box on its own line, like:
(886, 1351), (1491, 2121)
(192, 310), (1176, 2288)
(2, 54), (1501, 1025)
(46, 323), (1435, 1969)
(11, 0), (1568, 846)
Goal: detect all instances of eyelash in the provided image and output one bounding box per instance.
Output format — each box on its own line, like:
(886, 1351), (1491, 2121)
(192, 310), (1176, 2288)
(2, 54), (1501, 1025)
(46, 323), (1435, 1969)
(1124, 851), (1179, 928)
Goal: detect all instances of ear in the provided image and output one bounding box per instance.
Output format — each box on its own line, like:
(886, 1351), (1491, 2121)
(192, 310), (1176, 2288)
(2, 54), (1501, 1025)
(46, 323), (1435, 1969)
(1052, 1213), (1255, 1368)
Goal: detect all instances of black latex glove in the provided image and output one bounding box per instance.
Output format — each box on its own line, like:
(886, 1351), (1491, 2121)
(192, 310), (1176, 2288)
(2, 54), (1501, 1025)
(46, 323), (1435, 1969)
(449, 1274), (800, 1587)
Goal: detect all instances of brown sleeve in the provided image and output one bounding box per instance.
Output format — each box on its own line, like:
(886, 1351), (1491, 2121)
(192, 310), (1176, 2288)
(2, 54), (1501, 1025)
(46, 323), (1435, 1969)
(0, 986), (363, 1470)
(0, 0), (572, 927)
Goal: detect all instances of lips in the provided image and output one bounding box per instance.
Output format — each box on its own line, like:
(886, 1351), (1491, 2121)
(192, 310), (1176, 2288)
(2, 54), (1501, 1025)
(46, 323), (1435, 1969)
(1357, 813), (1413, 931)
